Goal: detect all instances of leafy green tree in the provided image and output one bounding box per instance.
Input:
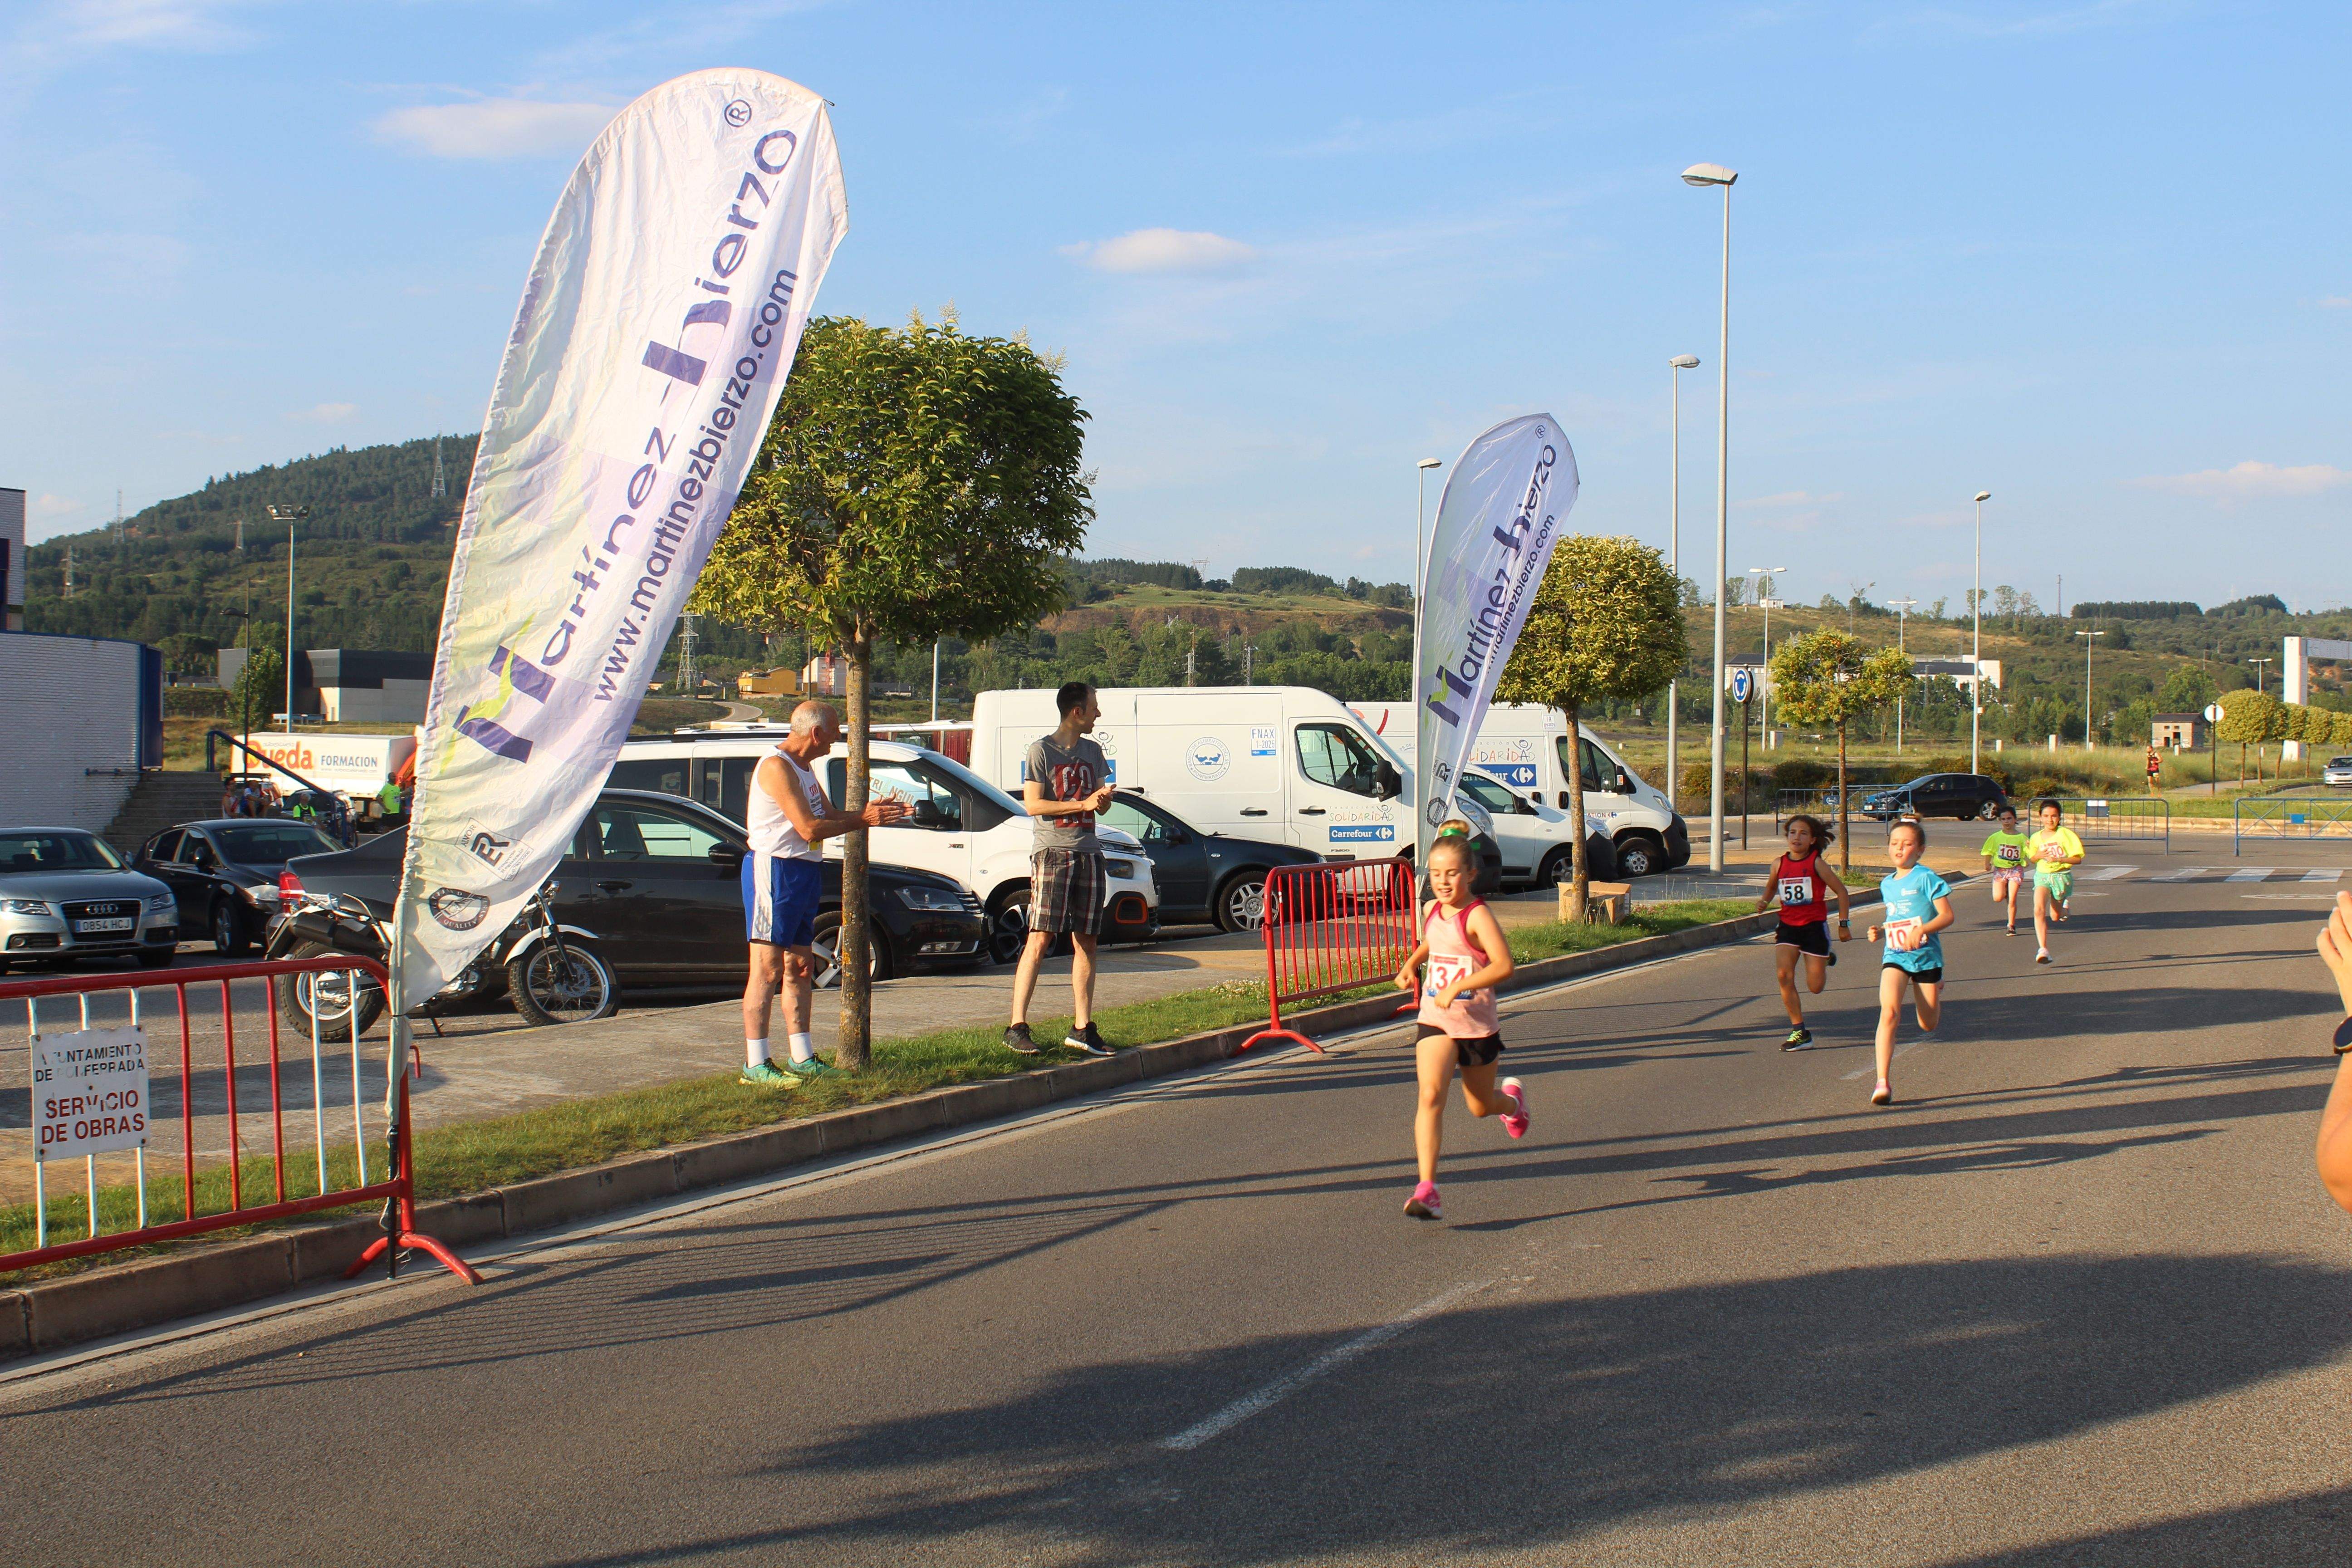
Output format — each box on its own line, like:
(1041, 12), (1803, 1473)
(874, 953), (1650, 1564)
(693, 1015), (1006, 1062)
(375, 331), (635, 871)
(2159, 662), (2218, 713)
(1768, 630), (1915, 875)
(232, 645), (284, 734)
(2214, 686), (2279, 784)
(1496, 536), (1685, 918)
(692, 312), (1093, 1068)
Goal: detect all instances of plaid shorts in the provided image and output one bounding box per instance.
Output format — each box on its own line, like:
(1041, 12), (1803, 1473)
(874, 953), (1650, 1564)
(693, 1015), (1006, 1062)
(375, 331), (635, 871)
(1029, 848), (1106, 936)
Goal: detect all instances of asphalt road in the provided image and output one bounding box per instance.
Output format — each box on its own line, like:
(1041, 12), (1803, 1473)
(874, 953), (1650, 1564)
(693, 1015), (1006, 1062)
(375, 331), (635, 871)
(5, 845), (2352, 1565)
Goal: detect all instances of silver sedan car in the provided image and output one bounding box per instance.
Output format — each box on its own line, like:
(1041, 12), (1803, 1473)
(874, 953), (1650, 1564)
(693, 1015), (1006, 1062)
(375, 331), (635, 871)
(2323, 755), (2352, 789)
(0, 828), (180, 973)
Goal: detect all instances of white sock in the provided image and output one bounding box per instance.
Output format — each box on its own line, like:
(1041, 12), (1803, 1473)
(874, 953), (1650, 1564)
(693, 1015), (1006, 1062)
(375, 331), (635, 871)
(786, 1032), (814, 1064)
(746, 1037), (770, 1068)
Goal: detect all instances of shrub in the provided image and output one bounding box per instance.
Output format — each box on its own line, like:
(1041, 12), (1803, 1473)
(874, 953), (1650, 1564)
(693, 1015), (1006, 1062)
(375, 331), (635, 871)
(163, 686), (230, 717)
(1771, 757), (1833, 790)
(2018, 775), (2068, 801)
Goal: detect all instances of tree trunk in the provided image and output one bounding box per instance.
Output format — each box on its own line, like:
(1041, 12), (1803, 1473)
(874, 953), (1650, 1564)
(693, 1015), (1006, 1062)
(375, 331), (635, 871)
(1563, 704), (1589, 923)
(837, 632), (874, 1072)
(1836, 719), (1851, 880)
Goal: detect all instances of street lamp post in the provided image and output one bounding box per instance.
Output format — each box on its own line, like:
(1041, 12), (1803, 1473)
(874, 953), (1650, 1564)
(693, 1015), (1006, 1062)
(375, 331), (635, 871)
(2248, 656), (2276, 781)
(1970, 491), (1990, 772)
(2247, 656), (2274, 695)
(266, 505), (310, 732)
(1683, 161), (1737, 872)
(1887, 598), (1919, 754)
(1668, 355), (1700, 808)
(1749, 565), (1785, 745)
(1414, 458), (1444, 610)
(2076, 629), (2106, 752)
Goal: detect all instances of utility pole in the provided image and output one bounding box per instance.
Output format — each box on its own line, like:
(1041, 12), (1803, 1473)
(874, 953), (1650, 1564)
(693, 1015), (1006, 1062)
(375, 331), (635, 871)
(431, 436), (447, 501)
(1242, 642), (1256, 684)
(62, 544), (74, 599)
(678, 612), (700, 697)
(268, 505), (310, 729)
(1887, 598), (1919, 753)
(1185, 630), (1197, 686)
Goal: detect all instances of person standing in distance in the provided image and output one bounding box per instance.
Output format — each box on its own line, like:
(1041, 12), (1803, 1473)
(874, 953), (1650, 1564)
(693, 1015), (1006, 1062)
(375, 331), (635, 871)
(740, 701), (910, 1087)
(1004, 681), (1119, 1057)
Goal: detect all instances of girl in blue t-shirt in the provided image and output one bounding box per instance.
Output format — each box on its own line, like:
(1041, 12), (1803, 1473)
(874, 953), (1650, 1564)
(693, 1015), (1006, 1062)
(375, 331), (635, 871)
(1863, 818), (1955, 1107)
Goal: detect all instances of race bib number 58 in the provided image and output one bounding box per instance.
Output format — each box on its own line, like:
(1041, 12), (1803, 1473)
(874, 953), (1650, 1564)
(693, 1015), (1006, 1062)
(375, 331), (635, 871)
(1777, 877), (1811, 906)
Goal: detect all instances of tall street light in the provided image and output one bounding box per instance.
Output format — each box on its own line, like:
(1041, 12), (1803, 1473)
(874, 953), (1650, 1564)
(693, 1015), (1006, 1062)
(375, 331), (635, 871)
(267, 504), (310, 732)
(2076, 629), (2106, 752)
(1414, 457), (1443, 610)
(1749, 564), (1785, 744)
(1684, 161), (1737, 872)
(1970, 491), (1990, 772)
(1668, 355), (1700, 808)
(1887, 598), (1919, 754)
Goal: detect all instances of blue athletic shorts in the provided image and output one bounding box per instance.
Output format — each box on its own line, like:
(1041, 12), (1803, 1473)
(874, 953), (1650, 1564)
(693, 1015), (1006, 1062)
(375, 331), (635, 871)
(743, 852), (823, 948)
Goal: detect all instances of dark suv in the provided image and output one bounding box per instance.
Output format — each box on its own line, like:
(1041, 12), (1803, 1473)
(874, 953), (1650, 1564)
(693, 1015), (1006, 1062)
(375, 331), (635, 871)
(1856, 772), (2012, 822)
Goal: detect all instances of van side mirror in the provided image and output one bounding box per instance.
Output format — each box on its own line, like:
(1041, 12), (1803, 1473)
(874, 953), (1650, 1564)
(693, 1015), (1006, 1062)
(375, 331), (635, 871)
(1614, 771), (1633, 794)
(911, 799), (944, 828)
(1373, 761), (1401, 800)
(1517, 794), (1539, 816)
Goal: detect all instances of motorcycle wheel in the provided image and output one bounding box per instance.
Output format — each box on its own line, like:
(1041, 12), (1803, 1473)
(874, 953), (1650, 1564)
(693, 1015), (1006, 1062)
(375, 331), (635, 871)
(507, 941), (619, 1028)
(278, 940), (386, 1041)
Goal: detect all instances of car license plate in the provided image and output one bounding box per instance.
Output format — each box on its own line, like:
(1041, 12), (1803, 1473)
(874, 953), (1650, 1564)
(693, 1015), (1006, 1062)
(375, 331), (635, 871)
(72, 917), (135, 934)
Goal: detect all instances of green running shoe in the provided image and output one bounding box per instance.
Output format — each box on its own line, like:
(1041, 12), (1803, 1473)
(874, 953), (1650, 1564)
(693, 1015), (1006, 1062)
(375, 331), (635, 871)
(740, 1059), (797, 1088)
(786, 1055), (838, 1079)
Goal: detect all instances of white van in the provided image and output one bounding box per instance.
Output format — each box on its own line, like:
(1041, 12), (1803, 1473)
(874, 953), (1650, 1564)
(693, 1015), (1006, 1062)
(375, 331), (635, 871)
(608, 730), (1160, 962)
(1349, 702), (1690, 879)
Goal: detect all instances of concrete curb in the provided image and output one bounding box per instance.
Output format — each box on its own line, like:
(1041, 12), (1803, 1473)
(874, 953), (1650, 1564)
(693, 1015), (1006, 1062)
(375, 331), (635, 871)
(6, 889), (1912, 1356)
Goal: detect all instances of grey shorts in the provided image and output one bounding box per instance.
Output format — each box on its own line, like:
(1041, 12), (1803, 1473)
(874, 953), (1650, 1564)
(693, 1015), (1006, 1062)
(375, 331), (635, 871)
(1029, 848), (1105, 936)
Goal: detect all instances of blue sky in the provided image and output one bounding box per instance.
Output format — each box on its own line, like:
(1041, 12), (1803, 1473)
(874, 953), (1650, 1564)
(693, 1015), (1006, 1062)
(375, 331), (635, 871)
(5, 0), (2348, 619)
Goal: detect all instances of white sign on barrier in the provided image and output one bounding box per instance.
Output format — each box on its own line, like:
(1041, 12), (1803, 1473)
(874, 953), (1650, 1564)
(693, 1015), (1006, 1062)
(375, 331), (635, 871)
(32, 1025), (149, 1161)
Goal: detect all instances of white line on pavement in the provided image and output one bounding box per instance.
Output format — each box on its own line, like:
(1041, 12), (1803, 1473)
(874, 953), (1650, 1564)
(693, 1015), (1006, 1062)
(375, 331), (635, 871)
(1160, 1278), (1494, 1450)
(2224, 867), (2279, 882)
(2302, 869), (2343, 882)
(2150, 867), (2218, 882)
(2242, 894), (2341, 901)
(2078, 864), (2141, 881)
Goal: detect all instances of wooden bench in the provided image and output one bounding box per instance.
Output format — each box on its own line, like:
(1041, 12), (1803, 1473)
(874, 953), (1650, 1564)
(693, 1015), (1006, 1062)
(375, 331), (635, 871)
(1563, 880), (1633, 925)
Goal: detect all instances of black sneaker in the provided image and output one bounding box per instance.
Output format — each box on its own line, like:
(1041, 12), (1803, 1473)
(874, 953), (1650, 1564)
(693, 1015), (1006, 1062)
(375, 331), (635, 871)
(1824, 947), (1838, 968)
(1064, 1022), (1115, 1056)
(1783, 1026), (1814, 1051)
(1002, 1023), (1040, 1055)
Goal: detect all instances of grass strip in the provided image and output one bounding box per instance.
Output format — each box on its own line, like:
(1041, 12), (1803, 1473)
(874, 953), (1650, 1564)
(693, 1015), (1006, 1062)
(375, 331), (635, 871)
(0, 898), (1749, 1280)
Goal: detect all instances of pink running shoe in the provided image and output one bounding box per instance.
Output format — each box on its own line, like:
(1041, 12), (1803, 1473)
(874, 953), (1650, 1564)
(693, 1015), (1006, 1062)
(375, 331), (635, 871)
(1403, 1181), (1443, 1220)
(1499, 1077), (1530, 1139)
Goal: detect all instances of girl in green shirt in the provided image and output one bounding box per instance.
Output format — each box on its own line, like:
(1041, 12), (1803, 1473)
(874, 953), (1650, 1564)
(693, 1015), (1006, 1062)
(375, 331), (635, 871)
(1979, 806), (2030, 937)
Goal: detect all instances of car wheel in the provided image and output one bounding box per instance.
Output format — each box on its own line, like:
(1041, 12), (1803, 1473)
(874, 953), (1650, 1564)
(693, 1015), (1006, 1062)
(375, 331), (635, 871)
(1613, 838), (1663, 879)
(210, 900), (248, 957)
(506, 940), (619, 1027)
(809, 912), (894, 987)
(1536, 848), (1574, 888)
(279, 941), (386, 1041)
(1215, 872), (1270, 933)
(986, 888), (1068, 963)
(1978, 799), (2001, 820)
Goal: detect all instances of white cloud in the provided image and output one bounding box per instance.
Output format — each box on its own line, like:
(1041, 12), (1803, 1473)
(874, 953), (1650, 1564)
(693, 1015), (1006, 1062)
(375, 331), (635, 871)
(33, 493), (83, 517)
(373, 99), (617, 160)
(1064, 228), (1259, 275)
(287, 402), (355, 424)
(2136, 461), (2352, 500)
(44, 0), (257, 51)
(2322, 295), (2352, 309)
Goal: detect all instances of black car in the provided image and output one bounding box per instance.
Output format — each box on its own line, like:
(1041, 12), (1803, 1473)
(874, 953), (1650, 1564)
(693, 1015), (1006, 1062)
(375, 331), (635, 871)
(276, 789), (987, 990)
(134, 818), (348, 956)
(1098, 791), (1325, 932)
(1855, 772), (2012, 823)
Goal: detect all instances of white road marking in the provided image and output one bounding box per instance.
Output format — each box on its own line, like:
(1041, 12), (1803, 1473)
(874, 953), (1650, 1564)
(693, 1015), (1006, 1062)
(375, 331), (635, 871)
(2301, 869), (2343, 882)
(2078, 864), (2141, 881)
(1160, 1278), (1494, 1450)
(2150, 867), (2218, 882)
(2242, 893), (2342, 901)
(2224, 867), (2279, 882)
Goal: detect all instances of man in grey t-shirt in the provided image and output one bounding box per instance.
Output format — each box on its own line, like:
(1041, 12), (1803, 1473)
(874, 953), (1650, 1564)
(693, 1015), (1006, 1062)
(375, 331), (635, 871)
(1005, 681), (1117, 1057)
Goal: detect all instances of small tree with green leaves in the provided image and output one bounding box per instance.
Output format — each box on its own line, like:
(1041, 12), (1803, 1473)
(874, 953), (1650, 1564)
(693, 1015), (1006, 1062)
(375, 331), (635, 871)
(2215, 686), (2279, 784)
(693, 312), (1093, 1068)
(1768, 629), (1914, 876)
(1496, 535), (1685, 918)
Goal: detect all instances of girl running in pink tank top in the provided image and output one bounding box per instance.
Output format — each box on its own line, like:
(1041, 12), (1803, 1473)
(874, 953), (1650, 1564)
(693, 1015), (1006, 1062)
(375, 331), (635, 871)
(1390, 832), (1525, 1221)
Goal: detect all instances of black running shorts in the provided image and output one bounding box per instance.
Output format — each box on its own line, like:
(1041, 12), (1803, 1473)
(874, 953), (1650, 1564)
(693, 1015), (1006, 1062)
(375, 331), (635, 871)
(1416, 1023), (1504, 1067)
(1775, 920), (1831, 957)
(1882, 962), (1944, 986)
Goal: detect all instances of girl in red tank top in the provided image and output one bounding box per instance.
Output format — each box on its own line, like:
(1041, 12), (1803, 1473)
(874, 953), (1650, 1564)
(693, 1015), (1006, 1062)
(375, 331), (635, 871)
(1753, 814), (1851, 1049)
(1390, 832), (1525, 1221)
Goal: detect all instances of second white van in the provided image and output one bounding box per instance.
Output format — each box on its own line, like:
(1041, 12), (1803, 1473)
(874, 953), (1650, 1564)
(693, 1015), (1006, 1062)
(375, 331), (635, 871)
(1349, 702), (1690, 879)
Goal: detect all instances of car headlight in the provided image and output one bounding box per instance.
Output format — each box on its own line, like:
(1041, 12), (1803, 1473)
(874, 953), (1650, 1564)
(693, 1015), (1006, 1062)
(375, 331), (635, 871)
(237, 883), (281, 906)
(1101, 857), (1137, 880)
(145, 894), (176, 914)
(3, 899), (54, 916)
(894, 885), (967, 912)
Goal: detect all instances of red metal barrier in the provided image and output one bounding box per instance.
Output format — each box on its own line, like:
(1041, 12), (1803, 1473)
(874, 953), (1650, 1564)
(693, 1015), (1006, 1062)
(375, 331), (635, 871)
(0, 955), (480, 1286)
(1239, 857), (1419, 1054)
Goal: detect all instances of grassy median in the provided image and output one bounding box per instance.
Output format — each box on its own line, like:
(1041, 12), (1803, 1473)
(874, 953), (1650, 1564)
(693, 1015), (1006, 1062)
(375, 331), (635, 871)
(0, 897), (1750, 1278)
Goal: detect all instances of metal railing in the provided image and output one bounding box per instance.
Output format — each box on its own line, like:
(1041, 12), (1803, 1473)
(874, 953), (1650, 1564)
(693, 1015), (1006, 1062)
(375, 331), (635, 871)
(1239, 857), (1417, 1055)
(2046, 796), (2171, 848)
(2232, 795), (2352, 855)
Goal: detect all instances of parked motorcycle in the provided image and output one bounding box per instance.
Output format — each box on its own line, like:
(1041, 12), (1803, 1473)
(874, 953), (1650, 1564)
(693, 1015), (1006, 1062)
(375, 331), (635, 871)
(266, 880), (619, 1039)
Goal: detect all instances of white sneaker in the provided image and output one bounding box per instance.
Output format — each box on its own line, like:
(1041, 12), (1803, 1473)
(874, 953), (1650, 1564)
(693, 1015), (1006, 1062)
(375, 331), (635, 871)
(2035, 946), (2051, 965)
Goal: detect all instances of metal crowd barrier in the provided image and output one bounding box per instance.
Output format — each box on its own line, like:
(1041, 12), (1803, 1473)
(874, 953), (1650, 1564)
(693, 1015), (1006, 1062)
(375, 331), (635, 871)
(0, 955), (479, 1285)
(2232, 795), (2352, 856)
(2047, 796), (2171, 848)
(1239, 857), (1417, 1054)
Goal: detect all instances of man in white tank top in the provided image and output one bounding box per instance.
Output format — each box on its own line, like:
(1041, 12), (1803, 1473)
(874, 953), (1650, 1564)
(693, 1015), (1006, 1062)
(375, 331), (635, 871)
(739, 701), (910, 1087)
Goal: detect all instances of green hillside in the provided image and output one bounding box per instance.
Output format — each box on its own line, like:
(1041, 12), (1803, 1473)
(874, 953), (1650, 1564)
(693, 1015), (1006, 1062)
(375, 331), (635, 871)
(22, 432), (2349, 747)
